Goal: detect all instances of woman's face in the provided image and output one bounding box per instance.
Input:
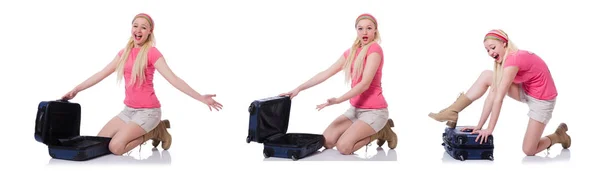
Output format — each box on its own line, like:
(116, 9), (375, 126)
(131, 17), (152, 47)
(356, 19), (377, 46)
(484, 39), (506, 63)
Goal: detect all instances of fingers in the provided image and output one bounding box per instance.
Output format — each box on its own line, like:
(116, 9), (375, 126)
(483, 135), (488, 144)
(315, 104), (325, 111)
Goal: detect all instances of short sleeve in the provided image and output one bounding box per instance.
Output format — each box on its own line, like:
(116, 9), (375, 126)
(148, 47), (163, 65)
(117, 49), (125, 57)
(503, 51), (520, 68)
(343, 48), (351, 59)
(366, 43), (383, 58)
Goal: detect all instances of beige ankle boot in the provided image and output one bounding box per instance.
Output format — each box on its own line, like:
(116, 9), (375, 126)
(151, 120), (171, 149)
(145, 120), (172, 150)
(546, 123), (571, 149)
(428, 93), (473, 128)
(370, 119), (398, 149)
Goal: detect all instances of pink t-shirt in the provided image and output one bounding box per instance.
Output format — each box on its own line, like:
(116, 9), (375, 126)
(503, 50), (558, 100)
(342, 43), (388, 109)
(117, 47), (163, 108)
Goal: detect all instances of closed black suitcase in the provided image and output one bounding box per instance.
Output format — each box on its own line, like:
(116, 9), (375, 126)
(246, 96), (324, 161)
(34, 99), (112, 161)
(441, 126), (494, 161)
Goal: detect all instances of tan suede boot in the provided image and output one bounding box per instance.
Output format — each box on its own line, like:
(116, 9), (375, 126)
(545, 123), (571, 149)
(143, 120), (172, 150)
(151, 120), (171, 148)
(370, 119), (398, 149)
(428, 93), (473, 128)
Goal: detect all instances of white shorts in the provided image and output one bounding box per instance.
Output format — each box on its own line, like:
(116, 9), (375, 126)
(117, 106), (162, 133)
(343, 107), (389, 132)
(519, 85), (556, 125)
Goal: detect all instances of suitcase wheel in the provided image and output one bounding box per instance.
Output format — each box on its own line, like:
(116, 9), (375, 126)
(263, 149), (271, 158)
(459, 155), (465, 161)
(291, 155), (298, 161)
(246, 136), (252, 143)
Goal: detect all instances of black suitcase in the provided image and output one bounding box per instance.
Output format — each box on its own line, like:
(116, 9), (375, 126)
(441, 126), (494, 161)
(34, 99), (112, 161)
(246, 96), (324, 161)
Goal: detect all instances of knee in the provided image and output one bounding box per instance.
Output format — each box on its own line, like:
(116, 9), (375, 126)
(478, 70), (493, 84)
(336, 141), (353, 155)
(522, 147), (537, 156)
(480, 70), (493, 79)
(323, 136), (336, 149)
(324, 142), (335, 149)
(109, 140), (126, 155)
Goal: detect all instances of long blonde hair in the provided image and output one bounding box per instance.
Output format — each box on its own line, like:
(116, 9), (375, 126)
(115, 13), (156, 87)
(343, 14), (381, 84)
(485, 29), (518, 90)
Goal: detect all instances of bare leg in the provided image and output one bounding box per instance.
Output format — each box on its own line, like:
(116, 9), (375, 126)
(522, 118), (549, 156)
(464, 70), (494, 101)
(108, 122), (147, 155)
(97, 116), (127, 138)
(335, 120), (377, 155)
(322, 115), (353, 149)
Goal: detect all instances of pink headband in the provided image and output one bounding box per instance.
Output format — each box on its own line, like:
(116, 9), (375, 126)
(133, 13), (154, 32)
(356, 13), (378, 28)
(484, 29), (508, 43)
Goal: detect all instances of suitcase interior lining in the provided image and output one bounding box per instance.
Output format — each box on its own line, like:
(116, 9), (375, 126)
(45, 102), (82, 146)
(265, 134), (321, 147)
(55, 136), (112, 150)
(257, 99), (291, 141)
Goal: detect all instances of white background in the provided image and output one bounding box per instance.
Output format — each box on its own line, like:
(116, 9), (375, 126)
(1, 0), (598, 170)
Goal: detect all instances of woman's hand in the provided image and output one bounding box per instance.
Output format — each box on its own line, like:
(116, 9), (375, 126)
(198, 94), (223, 111)
(279, 88), (300, 99)
(472, 129), (493, 144)
(460, 126), (481, 133)
(316, 97), (340, 111)
(61, 89), (79, 100)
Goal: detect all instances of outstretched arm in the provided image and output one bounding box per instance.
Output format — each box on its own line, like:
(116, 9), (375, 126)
(486, 66), (519, 132)
(294, 55), (346, 92)
(475, 88), (496, 130)
(154, 57), (205, 102)
(333, 52), (381, 103)
(73, 55), (120, 92)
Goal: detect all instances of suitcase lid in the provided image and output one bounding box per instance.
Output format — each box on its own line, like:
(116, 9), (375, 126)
(34, 100), (81, 146)
(249, 96), (291, 143)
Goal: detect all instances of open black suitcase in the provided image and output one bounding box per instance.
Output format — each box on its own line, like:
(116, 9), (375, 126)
(246, 96), (324, 161)
(35, 99), (112, 161)
(441, 126), (494, 161)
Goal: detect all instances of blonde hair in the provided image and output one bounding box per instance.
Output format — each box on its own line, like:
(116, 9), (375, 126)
(486, 29), (518, 90)
(343, 17), (381, 84)
(115, 14), (156, 87)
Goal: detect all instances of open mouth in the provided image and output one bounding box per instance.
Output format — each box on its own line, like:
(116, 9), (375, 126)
(134, 34), (142, 40)
(362, 36), (368, 42)
(492, 54), (499, 60)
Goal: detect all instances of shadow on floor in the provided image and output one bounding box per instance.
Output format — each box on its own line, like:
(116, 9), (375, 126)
(47, 148), (171, 165)
(521, 149), (570, 164)
(264, 146), (397, 161)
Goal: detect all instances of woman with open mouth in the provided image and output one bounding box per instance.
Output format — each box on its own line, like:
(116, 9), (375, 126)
(61, 13), (223, 155)
(280, 13), (397, 155)
(427, 29), (571, 156)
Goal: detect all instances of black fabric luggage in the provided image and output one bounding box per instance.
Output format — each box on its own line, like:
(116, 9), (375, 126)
(246, 96), (324, 161)
(441, 126), (494, 161)
(35, 99), (112, 161)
